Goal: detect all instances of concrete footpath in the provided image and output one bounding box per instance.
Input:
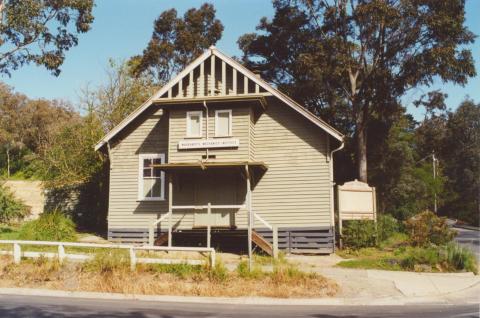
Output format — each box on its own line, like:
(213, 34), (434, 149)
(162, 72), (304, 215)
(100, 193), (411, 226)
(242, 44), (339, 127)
(0, 267), (478, 306)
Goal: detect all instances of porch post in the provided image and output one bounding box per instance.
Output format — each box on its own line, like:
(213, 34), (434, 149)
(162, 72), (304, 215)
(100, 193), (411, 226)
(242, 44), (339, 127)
(168, 173), (173, 247)
(246, 165), (253, 270)
(207, 202), (211, 248)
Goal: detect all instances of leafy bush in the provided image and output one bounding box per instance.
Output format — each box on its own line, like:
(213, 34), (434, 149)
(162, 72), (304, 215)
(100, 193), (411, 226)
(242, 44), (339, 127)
(444, 243), (478, 274)
(342, 214), (403, 250)
(404, 210), (456, 246)
(377, 214), (401, 242)
(0, 185), (30, 223)
(18, 210), (77, 241)
(342, 220), (377, 249)
(82, 249), (130, 273)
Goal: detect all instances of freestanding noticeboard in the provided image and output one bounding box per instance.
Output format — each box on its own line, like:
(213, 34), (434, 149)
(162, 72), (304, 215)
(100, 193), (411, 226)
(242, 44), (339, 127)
(337, 179), (377, 248)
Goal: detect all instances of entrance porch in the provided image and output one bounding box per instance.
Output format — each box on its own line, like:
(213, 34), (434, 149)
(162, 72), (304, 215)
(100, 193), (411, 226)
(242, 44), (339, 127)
(148, 161), (278, 258)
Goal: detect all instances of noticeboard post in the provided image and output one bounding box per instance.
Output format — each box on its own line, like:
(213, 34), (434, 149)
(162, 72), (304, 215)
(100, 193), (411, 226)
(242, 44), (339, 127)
(337, 179), (377, 248)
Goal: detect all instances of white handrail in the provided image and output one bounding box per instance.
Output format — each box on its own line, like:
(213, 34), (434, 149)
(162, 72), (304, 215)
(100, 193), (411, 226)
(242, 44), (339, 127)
(172, 204), (245, 210)
(252, 213), (279, 259)
(253, 212), (273, 230)
(0, 240), (215, 268)
(152, 211), (172, 226)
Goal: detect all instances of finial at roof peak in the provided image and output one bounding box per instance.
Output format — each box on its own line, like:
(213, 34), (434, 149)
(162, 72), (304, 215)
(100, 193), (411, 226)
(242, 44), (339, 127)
(209, 45), (217, 50)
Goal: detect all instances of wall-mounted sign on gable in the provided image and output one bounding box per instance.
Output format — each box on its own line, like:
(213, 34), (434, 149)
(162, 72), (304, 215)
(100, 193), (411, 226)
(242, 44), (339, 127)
(178, 138), (240, 150)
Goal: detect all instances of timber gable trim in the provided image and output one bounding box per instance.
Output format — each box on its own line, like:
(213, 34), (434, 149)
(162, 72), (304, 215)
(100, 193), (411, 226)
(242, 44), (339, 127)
(95, 47), (343, 151)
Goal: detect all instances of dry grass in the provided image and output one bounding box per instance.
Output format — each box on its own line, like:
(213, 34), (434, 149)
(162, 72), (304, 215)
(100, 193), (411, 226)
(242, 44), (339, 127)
(0, 255), (338, 298)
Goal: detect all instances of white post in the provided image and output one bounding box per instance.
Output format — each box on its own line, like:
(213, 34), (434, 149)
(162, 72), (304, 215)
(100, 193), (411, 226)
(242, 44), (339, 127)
(13, 243), (21, 264)
(272, 226), (279, 259)
(221, 60), (226, 95)
(210, 55), (215, 96)
(233, 68), (237, 95)
(200, 62), (205, 97)
(58, 244), (65, 264)
(210, 249), (216, 269)
(148, 226), (154, 246)
(207, 202), (211, 248)
(168, 174), (173, 247)
(129, 248), (136, 271)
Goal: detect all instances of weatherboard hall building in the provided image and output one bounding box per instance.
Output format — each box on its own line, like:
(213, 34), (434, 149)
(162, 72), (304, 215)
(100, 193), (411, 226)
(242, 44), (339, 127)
(95, 47), (344, 254)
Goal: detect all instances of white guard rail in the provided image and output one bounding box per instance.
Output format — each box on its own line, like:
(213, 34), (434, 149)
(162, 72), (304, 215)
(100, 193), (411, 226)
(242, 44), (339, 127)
(0, 240), (215, 270)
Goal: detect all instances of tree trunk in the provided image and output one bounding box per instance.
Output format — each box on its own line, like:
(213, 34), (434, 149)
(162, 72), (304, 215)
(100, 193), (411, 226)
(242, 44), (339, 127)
(355, 107), (368, 182)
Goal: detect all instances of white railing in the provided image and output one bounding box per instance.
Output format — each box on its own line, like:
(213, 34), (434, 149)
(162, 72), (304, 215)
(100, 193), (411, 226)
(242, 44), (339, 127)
(0, 240), (215, 270)
(253, 212), (278, 259)
(148, 211), (172, 246)
(148, 204), (246, 247)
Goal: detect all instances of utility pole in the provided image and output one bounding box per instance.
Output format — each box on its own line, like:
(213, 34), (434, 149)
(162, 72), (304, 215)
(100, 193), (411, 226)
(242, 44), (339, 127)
(432, 152), (437, 214)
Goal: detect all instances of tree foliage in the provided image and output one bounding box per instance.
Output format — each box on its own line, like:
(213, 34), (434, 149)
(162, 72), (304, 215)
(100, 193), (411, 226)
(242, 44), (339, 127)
(129, 3), (223, 83)
(238, 0), (476, 182)
(0, 0), (94, 76)
(83, 60), (157, 132)
(441, 100), (480, 225)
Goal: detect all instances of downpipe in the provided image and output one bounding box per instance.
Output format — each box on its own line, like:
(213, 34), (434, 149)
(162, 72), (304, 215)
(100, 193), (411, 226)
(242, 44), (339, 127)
(329, 138), (344, 251)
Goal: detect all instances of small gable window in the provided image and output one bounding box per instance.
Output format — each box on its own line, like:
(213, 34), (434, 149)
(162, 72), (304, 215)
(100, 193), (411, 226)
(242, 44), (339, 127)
(215, 109), (232, 137)
(138, 154), (165, 201)
(186, 111), (203, 137)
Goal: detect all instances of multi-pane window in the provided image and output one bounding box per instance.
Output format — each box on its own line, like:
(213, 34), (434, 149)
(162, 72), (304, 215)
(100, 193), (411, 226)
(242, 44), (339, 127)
(215, 109), (232, 137)
(186, 111), (202, 137)
(138, 154), (165, 201)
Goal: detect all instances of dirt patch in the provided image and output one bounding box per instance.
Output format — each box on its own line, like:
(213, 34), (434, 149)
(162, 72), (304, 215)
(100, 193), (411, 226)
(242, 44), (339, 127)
(0, 256), (338, 298)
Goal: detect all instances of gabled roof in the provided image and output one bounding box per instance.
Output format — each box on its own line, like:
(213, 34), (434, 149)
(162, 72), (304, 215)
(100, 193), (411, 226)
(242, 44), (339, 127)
(94, 47), (343, 151)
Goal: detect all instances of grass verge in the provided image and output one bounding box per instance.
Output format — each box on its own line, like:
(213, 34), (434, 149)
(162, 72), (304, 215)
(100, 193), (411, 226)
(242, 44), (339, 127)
(0, 255), (338, 298)
(337, 241), (478, 274)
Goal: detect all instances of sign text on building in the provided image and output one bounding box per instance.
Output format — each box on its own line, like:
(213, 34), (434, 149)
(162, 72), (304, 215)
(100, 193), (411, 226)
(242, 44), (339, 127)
(178, 138), (240, 150)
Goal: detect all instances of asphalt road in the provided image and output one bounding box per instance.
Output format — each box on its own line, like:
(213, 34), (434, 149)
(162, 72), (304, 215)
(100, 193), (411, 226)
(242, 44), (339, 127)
(454, 226), (480, 261)
(0, 294), (478, 318)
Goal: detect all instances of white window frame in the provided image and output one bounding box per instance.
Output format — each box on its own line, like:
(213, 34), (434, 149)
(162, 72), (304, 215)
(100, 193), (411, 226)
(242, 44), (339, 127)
(214, 109), (232, 137)
(138, 153), (165, 201)
(186, 111), (203, 138)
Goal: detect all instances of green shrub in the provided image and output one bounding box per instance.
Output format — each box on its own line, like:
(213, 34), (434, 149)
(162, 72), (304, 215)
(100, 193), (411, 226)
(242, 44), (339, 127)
(236, 260), (265, 279)
(443, 243), (478, 274)
(400, 246), (441, 270)
(208, 260), (228, 282)
(18, 210), (77, 241)
(377, 214), (401, 242)
(404, 210), (456, 246)
(0, 185), (30, 223)
(342, 220), (377, 249)
(82, 249), (130, 273)
(147, 263), (202, 279)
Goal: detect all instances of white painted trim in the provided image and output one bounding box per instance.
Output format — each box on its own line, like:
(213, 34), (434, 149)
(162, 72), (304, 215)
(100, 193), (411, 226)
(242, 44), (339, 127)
(138, 153), (165, 201)
(214, 109), (232, 137)
(186, 110), (203, 138)
(94, 47), (343, 151)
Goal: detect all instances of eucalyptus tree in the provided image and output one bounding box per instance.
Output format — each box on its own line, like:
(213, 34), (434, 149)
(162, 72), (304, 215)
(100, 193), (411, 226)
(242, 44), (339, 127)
(238, 0), (476, 182)
(129, 3), (223, 84)
(0, 0), (94, 76)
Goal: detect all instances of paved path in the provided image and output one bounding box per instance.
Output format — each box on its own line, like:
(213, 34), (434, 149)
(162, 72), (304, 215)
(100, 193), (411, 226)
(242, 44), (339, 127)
(454, 226), (480, 261)
(0, 294), (478, 318)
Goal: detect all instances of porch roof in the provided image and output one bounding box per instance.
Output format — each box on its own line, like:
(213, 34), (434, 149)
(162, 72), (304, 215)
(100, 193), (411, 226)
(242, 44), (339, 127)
(151, 161), (267, 173)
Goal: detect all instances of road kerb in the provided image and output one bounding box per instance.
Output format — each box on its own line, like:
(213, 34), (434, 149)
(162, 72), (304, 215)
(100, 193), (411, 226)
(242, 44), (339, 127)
(0, 286), (477, 306)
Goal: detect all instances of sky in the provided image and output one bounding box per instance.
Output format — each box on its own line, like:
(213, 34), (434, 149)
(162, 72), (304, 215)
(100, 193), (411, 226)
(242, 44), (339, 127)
(2, 0), (479, 119)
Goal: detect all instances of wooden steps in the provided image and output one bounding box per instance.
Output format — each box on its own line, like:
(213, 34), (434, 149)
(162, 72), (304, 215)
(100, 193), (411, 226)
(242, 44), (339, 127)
(252, 230), (273, 256)
(154, 232), (169, 246)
